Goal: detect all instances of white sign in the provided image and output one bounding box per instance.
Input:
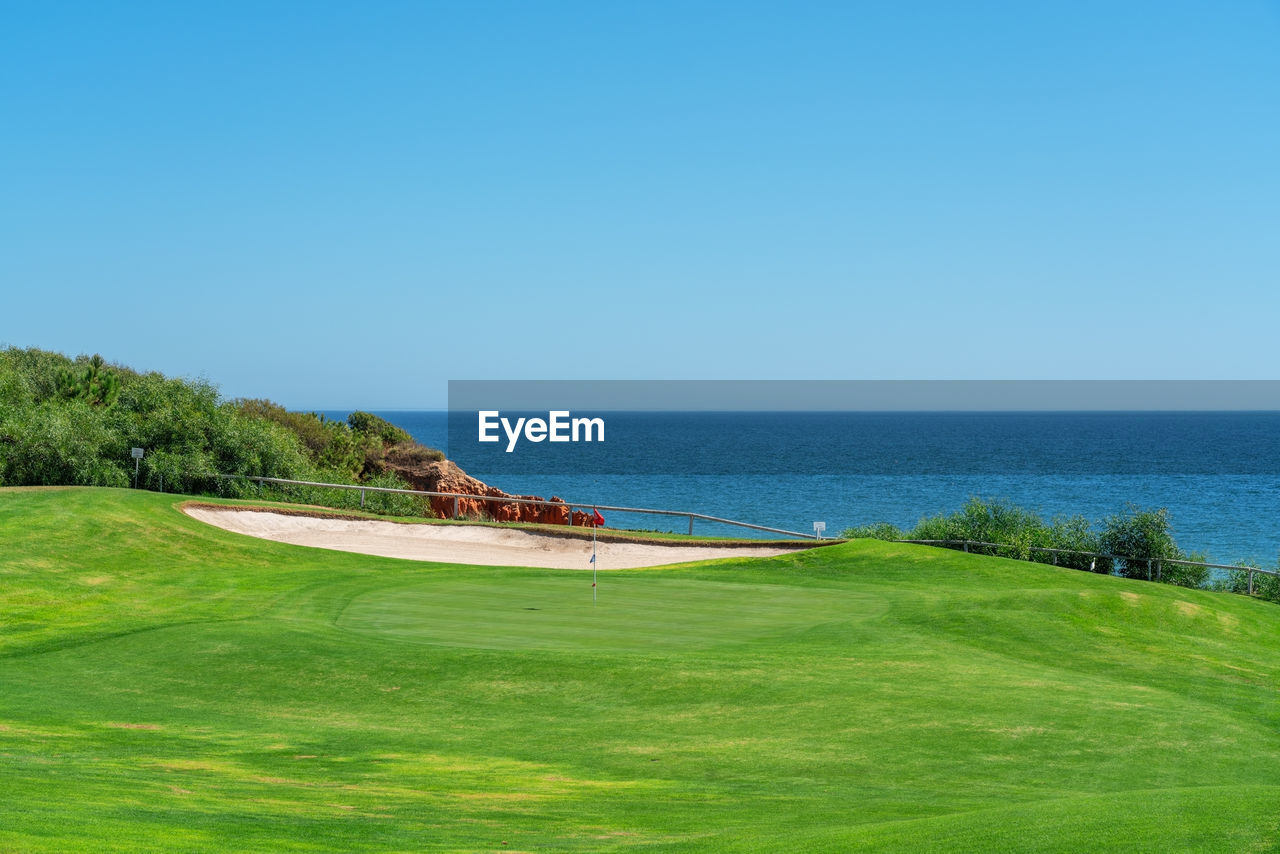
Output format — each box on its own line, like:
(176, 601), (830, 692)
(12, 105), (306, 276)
(131, 448), (144, 459)
(813, 521), (826, 539)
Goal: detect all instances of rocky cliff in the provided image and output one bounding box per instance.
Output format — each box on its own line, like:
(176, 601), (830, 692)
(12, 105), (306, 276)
(384, 455), (598, 527)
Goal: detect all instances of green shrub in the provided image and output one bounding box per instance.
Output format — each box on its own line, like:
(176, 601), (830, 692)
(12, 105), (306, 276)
(896, 498), (1086, 563)
(0, 363), (33, 409)
(847, 498), (1224, 583)
(213, 410), (315, 480)
(1040, 514), (1108, 573)
(259, 471), (427, 518)
(1158, 551), (1211, 589)
(348, 411), (412, 445)
(233, 399), (332, 456)
(841, 522), (904, 540)
(385, 441), (445, 466)
(1254, 567), (1280, 602)
(56, 354), (121, 408)
(232, 400), (394, 479)
(359, 471), (430, 516)
(0, 347), (76, 401)
(0, 346), (437, 519)
(1098, 506), (1183, 582)
(1214, 561), (1280, 602)
(908, 512), (966, 544)
(0, 401), (128, 487)
(139, 448), (210, 493)
(0, 348), (319, 493)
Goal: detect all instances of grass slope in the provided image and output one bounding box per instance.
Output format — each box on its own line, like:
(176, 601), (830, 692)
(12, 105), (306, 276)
(1, 487), (1278, 852)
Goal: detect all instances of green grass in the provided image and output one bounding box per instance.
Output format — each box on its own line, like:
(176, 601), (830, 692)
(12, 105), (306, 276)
(2, 486), (1279, 852)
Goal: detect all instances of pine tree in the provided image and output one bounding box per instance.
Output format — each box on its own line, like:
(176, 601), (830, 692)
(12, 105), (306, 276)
(56, 354), (121, 407)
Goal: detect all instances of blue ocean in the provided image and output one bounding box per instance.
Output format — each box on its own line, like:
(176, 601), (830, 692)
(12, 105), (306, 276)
(324, 411), (1280, 564)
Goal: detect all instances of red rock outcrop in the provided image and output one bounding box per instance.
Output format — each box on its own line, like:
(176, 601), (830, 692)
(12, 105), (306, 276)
(385, 458), (600, 527)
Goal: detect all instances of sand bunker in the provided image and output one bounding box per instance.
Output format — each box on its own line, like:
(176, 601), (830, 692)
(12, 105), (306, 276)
(185, 506), (805, 569)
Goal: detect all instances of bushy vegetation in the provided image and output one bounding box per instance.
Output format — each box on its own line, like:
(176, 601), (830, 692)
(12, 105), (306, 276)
(251, 472), (429, 518)
(844, 497), (1259, 593)
(0, 346), (438, 515)
(347, 410), (412, 446)
(841, 521), (906, 542)
(1214, 561), (1280, 604)
(232, 399), (380, 480)
(56, 353), (120, 407)
(1097, 506), (1209, 588)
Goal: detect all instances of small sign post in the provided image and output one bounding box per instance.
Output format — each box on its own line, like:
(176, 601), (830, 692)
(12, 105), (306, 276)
(813, 521), (826, 540)
(131, 447), (144, 488)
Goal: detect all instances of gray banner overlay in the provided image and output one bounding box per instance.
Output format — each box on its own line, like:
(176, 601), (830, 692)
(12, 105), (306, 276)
(446, 381), (1280, 476)
(449, 380), (1280, 412)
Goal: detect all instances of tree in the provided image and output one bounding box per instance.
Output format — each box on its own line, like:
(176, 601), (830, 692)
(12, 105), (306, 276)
(56, 354), (120, 408)
(1098, 506), (1200, 584)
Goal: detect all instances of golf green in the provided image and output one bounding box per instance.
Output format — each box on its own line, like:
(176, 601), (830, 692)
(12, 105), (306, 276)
(337, 576), (888, 651)
(2, 487), (1279, 852)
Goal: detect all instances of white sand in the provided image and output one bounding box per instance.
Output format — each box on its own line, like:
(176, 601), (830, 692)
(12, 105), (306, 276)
(185, 506), (801, 569)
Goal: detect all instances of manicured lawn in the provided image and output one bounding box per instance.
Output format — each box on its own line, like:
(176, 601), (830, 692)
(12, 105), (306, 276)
(2, 487), (1278, 851)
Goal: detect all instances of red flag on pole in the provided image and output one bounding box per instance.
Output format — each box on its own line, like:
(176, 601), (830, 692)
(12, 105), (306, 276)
(592, 508), (605, 528)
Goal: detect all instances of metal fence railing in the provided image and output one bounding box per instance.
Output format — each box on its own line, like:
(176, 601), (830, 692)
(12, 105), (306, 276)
(896, 538), (1279, 595)
(217, 474), (820, 540)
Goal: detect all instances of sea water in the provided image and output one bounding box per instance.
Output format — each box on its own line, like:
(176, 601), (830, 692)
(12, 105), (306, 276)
(323, 410), (1280, 565)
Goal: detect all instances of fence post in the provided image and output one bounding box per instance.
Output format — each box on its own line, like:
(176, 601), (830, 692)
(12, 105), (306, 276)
(453, 496), (459, 519)
(1146, 559), (1151, 581)
(567, 506), (573, 526)
(1249, 570), (1255, 595)
(963, 542), (969, 553)
(689, 515), (694, 536)
(1156, 560), (1161, 581)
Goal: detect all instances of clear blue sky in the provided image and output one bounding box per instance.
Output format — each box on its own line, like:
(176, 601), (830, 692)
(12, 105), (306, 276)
(3, 1), (1278, 409)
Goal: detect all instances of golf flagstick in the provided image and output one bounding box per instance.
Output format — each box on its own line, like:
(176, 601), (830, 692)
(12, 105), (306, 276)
(589, 507), (605, 603)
